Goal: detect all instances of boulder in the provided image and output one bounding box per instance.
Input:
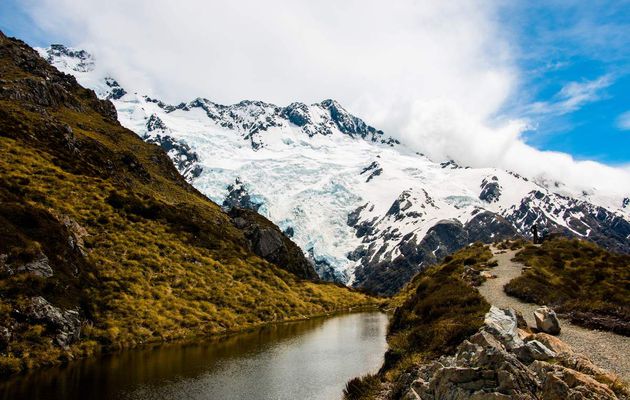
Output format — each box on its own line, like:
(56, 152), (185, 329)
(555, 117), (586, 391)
(484, 306), (524, 350)
(23, 296), (81, 348)
(526, 332), (572, 355)
(480, 271), (496, 279)
(534, 306), (561, 335)
(515, 340), (556, 364)
(555, 352), (619, 387)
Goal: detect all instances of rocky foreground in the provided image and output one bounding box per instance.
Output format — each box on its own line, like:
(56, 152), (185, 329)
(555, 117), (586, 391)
(398, 306), (627, 400)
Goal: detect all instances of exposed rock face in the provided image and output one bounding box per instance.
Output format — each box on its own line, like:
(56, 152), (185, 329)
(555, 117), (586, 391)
(228, 208), (319, 280)
(22, 296), (81, 348)
(0, 251), (53, 278)
(350, 213), (517, 295)
(360, 161), (383, 183)
(222, 178), (263, 212)
(142, 114), (202, 181)
(400, 307), (621, 400)
(104, 77), (127, 100)
(479, 176), (502, 203)
(505, 190), (630, 254)
(534, 306), (561, 335)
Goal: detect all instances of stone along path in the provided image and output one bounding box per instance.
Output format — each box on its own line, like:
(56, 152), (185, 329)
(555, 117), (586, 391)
(478, 247), (630, 382)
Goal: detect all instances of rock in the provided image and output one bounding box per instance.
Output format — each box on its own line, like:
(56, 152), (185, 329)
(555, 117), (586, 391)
(526, 332), (572, 355)
(222, 178), (262, 212)
(23, 296), (81, 349)
(517, 328), (532, 341)
(514, 310), (531, 333)
(469, 330), (505, 352)
(480, 271), (496, 279)
(1, 251), (54, 278)
(534, 306), (561, 335)
(479, 177), (502, 203)
(228, 208), (319, 280)
(16, 252), (54, 278)
(53, 212), (89, 257)
(394, 307), (621, 400)
(531, 361), (618, 400)
(515, 340), (556, 364)
(0, 326), (10, 349)
(484, 306), (524, 350)
(555, 352), (619, 387)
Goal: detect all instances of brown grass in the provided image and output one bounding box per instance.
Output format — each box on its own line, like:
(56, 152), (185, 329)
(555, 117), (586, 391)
(505, 238), (630, 335)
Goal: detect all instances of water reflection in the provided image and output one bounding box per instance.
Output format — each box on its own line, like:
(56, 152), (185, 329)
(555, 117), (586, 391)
(0, 312), (388, 400)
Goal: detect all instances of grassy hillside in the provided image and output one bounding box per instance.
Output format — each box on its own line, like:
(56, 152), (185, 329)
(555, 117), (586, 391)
(344, 243), (492, 399)
(0, 32), (377, 376)
(505, 238), (630, 335)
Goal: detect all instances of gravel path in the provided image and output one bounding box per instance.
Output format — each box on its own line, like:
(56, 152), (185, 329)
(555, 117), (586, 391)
(478, 247), (630, 381)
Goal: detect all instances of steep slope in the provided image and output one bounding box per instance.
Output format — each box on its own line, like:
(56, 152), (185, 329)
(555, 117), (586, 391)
(38, 44), (630, 295)
(0, 32), (376, 376)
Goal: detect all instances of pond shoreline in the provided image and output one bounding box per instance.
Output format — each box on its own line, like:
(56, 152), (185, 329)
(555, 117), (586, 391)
(1, 311), (389, 400)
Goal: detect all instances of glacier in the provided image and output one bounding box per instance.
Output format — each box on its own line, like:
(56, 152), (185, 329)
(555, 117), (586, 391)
(38, 45), (630, 293)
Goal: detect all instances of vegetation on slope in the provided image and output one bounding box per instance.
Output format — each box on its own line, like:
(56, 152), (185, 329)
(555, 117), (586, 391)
(344, 243), (492, 399)
(505, 238), (630, 335)
(0, 32), (376, 376)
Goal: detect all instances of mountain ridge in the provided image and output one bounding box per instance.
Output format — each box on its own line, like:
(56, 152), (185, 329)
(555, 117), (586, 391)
(37, 43), (630, 295)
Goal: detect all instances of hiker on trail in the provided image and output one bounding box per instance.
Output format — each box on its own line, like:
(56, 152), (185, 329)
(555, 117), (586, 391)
(530, 225), (539, 244)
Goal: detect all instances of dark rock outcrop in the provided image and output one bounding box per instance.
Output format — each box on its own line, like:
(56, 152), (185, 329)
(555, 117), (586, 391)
(505, 190), (630, 254)
(360, 161), (383, 182)
(229, 208), (319, 280)
(21, 296), (81, 349)
(222, 178), (263, 212)
(479, 176), (501, 203)
(351, 212), (518, 295)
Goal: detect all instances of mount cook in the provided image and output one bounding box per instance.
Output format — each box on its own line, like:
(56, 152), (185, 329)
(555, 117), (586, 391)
(39, 45), (630, 295)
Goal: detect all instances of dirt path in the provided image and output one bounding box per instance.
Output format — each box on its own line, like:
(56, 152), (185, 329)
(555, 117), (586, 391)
(478, 247), (630, 381)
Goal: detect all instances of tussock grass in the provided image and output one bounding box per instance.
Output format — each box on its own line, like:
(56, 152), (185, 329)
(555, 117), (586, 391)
(505, 238), (630, 335)
(0, 34), (378, 376)
(344, 243), (492, 399)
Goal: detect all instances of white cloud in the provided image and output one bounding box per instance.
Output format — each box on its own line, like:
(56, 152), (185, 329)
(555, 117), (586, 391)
(526, 75), (612, 116)
(617, 111), (630, 130)
(21, 0), (630, 196)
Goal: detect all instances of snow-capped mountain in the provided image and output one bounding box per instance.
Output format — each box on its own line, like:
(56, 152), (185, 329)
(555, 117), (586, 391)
(39, 45), (630, 294)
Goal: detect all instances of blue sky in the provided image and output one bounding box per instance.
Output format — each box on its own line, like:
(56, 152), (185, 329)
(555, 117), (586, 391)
(1, 1), (628, 166)
(498, 1), (630, 165)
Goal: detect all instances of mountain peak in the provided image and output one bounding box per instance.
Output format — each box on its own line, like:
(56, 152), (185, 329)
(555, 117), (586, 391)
(38, 44), (94, 73)
(37, 40), (630, 294)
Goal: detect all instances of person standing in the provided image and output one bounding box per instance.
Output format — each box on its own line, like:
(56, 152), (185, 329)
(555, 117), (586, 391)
(530, 225), (539, 244)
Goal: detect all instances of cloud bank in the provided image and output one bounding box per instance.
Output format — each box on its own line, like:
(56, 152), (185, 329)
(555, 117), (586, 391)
(22, 0), (630, 196)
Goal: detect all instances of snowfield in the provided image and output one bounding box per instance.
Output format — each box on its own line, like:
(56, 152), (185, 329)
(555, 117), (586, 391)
(39, 45), (630, 290)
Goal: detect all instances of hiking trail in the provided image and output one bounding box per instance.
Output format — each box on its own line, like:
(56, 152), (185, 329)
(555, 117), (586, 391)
(478, 246), (630, 381)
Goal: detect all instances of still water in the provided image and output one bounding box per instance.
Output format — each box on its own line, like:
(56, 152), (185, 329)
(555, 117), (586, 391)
(1, 312), (388, 400)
